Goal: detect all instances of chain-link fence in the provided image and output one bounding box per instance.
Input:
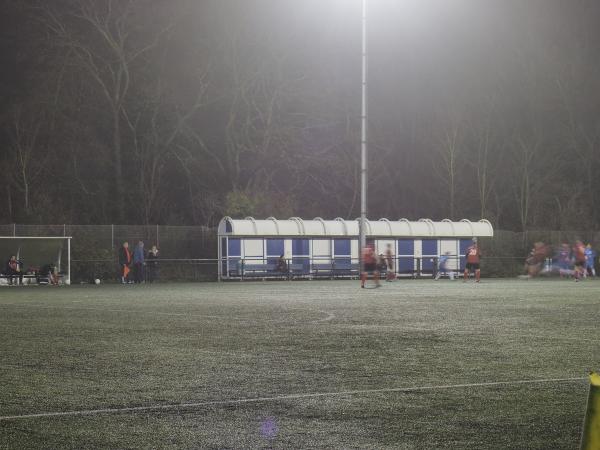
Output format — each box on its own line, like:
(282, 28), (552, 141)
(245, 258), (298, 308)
(0, 224), (217, 283)
(1, 224), (598, 282)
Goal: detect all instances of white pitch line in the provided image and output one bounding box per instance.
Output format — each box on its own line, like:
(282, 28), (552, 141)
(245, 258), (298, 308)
(0, 304), (249, 321)
(2, 303), (334, 325)
(509, 333), (597, 343)
(311, 310), (336, 324)
(341, 324), (598, 342)
(0, 377), (586, 421)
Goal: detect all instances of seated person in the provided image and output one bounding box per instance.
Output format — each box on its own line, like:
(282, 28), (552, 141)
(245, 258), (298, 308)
(38, 263), (58, 285)
(275, 254), (288, 273)
(5, 255), (23, 285)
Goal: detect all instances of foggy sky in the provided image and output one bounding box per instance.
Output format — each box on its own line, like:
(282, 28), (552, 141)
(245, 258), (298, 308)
(1, 0), (599, 228)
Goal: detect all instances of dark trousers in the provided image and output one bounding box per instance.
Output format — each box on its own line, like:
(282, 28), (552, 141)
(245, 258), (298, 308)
(133, 263), (144, 283)
(7, 269), (23, 285)
(146, 265), (158, 283)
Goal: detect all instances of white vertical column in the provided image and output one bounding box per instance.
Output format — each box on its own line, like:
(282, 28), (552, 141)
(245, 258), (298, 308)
(359, 0), (368, 270)
(217, 236), (222, 281)
(67, 238), (71, 285)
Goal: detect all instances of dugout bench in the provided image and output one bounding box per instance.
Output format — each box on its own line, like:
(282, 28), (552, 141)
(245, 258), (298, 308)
(0, 270), (64, 285)
(230, 260), (305, 280)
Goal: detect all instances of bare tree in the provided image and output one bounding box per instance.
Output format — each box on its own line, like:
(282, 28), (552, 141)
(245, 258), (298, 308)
(430, 111), (464, 219)
(5, 106), (48, 216)
(42, 0), (171, 220)
(466, 99), (503, 220)
(123, 60), (211, 224)
(509, 131), (559, 234)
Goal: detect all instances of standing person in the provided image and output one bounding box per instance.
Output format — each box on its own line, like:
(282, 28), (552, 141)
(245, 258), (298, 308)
(132, 241), (145, 284)
(555, 243), (572, 277)
(573, 240), (586, 281)
(5, 255), (23, 286)
(435, 251), (454, 280)
(360, 244), (380, 288)
(118, 242), (132, 284)
(585, 243), (596, 277)
(377, 253), (387, 276)
(384, 243), (396, 281)
(463, 238), (481, 283)
(146, 245), (159, 283)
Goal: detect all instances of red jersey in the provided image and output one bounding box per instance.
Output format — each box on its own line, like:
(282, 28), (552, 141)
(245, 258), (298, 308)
(466, 245), (481, 264)
(573, 243), (586, 263)
(362, 247), (376, 264)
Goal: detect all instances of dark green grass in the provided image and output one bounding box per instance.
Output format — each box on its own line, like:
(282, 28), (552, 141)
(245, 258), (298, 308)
(0, 279), (598, 449)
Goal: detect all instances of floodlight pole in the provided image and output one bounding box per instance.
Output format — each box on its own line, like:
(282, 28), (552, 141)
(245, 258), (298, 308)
(359, 0), (368, 269)
(67, 237), (71, 285)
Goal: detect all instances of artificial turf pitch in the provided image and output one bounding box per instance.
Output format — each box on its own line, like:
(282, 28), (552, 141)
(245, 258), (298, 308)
(0, 279), (597, 449)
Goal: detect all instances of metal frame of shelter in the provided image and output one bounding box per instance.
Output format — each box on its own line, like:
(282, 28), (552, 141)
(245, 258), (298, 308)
(217, 217), (493, 280)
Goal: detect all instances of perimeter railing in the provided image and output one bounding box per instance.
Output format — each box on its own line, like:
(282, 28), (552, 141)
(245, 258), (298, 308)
(63, 255), (595, 283)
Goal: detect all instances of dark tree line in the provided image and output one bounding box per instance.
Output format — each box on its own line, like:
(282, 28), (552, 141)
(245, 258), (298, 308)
(1, 0), (600, 230)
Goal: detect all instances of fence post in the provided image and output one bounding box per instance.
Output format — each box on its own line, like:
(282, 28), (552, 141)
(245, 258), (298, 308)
(67, 237), (71, 285)
(13, 223), (16, 237)
(156, 224), (159, 248)
(111, 224), (114, 249)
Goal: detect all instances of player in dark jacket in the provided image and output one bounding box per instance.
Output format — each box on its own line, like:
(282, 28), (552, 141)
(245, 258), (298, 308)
(146, 245), (159, 283)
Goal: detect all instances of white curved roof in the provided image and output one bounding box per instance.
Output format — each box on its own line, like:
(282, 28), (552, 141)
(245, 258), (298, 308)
(218, 217), (493, 238)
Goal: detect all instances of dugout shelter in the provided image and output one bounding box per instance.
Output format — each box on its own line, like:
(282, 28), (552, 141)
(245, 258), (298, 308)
(0, 236), (71, 284)
(218, 217), (493, 280)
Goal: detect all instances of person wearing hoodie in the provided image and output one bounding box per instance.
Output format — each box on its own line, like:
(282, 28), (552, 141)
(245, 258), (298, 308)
(146, 245), (159, 283)
(132, 241), (145, 284)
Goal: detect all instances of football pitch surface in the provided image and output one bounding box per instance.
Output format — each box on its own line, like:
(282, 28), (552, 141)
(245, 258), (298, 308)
(0, 279), (597, 449)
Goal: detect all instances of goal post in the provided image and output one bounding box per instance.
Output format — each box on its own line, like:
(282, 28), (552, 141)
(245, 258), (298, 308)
(0, 236), (72, 284)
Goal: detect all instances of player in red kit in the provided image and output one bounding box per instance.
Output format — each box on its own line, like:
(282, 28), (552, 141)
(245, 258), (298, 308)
(463, 238), (481, 282)
(361, 244), (380, 288)
(573, 240), (586, 281)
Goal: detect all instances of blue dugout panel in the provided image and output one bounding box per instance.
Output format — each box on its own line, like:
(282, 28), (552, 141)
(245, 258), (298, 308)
(292, 238), (310, 273)
(397, 239), (415, 273)
(421, 239), (438, 271)
(220, 237), (467, 278)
